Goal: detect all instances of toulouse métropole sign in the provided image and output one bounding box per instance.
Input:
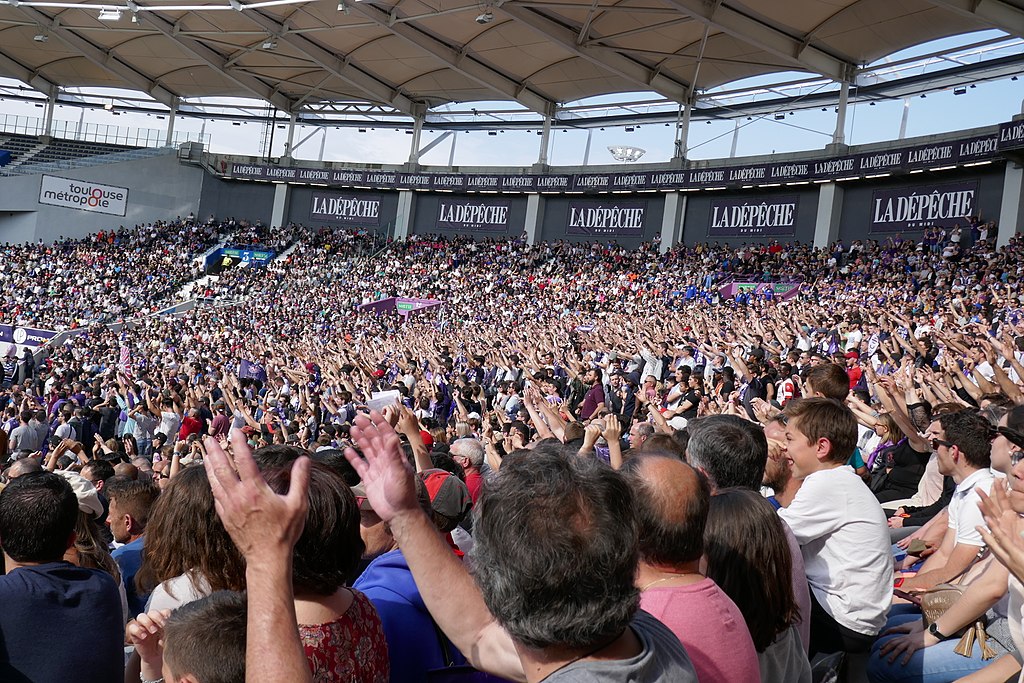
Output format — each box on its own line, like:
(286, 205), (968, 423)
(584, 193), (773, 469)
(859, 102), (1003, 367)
(222, 122), (1014, 193)
(567, 201), (646, 236)
(436, 198), (511, 232)
(309, 191), (382, 226)
(869, 180), (979, 233)
(708, 196), (799, 237)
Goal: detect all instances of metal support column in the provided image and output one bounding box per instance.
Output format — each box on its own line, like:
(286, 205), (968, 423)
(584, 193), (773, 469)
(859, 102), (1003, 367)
(832, 80), (850, 146)
(673, 99), (692, 162)
(408, 116), (424, 164)
(283, 113), (297, 160)
(898, 98), (911, 140)
(164, 97), (178, 146)
(537, 114), (552, 166)
(42, 86), (57, 137)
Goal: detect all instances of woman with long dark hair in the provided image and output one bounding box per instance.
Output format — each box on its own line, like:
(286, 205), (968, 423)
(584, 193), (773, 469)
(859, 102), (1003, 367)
(704, 487), (811, 683)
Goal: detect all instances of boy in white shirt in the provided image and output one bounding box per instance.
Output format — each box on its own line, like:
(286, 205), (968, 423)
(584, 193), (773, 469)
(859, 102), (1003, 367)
(779, 398), (894, 656)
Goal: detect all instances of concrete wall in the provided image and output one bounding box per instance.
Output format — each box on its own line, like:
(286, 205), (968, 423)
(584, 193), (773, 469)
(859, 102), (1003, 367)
(681, 187), (819, 245)
(198, 176), (276, 226)
(0, 153), (204, 243)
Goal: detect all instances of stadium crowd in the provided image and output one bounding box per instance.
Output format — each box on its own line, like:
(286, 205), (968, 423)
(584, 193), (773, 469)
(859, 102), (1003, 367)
(2, 216), (1024, 683)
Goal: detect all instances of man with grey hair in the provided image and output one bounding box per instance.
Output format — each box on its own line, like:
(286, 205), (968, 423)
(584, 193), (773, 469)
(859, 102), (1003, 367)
(347, 413), (697, 682)
(684, 413), (811, 654)
(449, 437), (485, 503)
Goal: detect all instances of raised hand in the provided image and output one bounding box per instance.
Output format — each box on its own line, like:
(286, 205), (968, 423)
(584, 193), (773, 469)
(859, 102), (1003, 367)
(344, 412), (418, 523)
(977, 482), (1024, 584)
(202, 429), (310, 558)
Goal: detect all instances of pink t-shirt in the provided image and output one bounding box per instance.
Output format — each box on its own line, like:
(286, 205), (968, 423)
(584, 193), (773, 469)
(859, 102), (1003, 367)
(641, 578), (761, 683)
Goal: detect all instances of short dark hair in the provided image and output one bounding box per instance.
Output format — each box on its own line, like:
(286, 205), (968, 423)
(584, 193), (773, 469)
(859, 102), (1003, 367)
(784, 398), (857, 464)
(310, 449), (360, 486)
(621, 456), (709, 566)
(105, 478), (160, 531)
(685, 415), (767, 490)
(264, 463), (364, 592)
(471, 450), (639, 650)
(0, 471), (78, 562)
(82, 459), (115, 483)
(253, 444), (308, 470)
(804, 363), (850, 401)
(163, 590), (246, 683)
(938, 409), (993, 470)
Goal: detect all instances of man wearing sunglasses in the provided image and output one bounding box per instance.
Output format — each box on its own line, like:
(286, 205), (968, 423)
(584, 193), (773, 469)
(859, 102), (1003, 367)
(895, 409), (995, 592)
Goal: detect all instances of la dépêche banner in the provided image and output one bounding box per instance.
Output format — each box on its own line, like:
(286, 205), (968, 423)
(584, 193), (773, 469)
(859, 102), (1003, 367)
(869, 180), (979, 233)
(309, 191), (382, 226)
(38, 175), (128, 217)
(220, 122), (1016, 194)
(567, 201), (646, 236)
(436, 198), (511, 232)
(708, 196), (799, 237)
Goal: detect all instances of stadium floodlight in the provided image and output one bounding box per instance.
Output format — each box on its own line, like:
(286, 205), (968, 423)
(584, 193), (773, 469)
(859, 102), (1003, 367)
(261, 38), (278, 50)
(98, 8), (122, 20)
(33, 32), (47, 42)
(607, 145), (646, 163)
(229, 0), (244, 10)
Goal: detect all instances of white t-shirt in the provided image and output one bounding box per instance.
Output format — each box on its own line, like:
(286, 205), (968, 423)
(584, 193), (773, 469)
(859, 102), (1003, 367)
(159, 411), (181, 439)
(779, 465), (893, 636)
(948, 468), (997, 547)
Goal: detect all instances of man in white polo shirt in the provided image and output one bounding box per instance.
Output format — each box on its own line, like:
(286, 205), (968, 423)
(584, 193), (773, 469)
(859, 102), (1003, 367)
(894, 409), (994, 592)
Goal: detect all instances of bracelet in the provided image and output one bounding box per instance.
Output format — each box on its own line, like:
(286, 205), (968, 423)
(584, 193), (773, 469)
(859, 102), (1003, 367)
(140, 675), (164, 683)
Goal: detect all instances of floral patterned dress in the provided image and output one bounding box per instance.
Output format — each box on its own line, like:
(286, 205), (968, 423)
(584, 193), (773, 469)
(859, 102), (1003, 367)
(299, 589), (390, 682)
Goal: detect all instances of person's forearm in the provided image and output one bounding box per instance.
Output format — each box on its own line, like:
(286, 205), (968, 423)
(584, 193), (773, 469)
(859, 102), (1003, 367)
(245, 559), (311, 683)
(389, 508), (525, 681)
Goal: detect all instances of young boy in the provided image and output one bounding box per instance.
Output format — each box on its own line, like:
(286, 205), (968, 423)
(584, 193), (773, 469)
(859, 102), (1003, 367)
(778, 398), (893, 656)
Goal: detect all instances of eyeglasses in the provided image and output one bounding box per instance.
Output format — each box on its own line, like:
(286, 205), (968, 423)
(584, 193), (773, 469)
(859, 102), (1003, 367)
(930, 438), (954, 450)
(1010, 452), (1024, 468)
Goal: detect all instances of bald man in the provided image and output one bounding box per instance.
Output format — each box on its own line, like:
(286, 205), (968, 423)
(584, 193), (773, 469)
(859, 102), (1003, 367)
(620, 455), (761, 682)
(5, 458), (42, 480)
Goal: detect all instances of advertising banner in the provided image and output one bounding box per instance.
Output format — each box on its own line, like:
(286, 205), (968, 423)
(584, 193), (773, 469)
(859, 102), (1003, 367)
(310, 191), (382, 226)
(223, 118), (1014, 193)
(869, 180), (979, 233)
(436, 198), (511, 232)
(0, 325), (58, 348)
(708, 196), (799, 237)
(567, 200), (646, 236)
(39, 175), (128, 216)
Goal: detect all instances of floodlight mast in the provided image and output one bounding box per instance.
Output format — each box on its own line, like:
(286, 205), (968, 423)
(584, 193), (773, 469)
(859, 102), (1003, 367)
(607, 145), (646, 162)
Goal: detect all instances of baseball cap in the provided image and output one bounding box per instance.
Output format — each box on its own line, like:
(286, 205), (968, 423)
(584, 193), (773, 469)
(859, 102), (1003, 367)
(419, 469), (472, 532)
(845, 351), (860, 359)
(56, 471), (104, 519)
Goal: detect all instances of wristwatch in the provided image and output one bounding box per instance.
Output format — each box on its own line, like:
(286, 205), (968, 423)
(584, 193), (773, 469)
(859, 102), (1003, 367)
(928, 622), (950, 641)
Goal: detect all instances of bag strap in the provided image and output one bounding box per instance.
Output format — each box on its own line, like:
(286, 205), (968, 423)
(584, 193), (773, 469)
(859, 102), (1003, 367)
(431, 617), (456, 668)
(951, 549), (990, 586)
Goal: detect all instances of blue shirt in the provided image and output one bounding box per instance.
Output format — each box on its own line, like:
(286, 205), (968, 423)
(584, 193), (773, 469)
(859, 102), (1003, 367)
(112, 535), (148, 617)
(0, 562), (123, 682)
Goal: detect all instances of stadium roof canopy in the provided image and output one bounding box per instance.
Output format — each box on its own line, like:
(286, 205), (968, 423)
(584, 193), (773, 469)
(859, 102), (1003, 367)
(0, 0), (1022, 121)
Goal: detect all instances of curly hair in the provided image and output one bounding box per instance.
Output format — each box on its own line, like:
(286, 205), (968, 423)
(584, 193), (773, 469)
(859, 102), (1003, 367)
(135, 465), (245, 597)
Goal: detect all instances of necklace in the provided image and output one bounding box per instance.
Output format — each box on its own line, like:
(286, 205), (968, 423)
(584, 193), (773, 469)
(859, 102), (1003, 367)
(640, 572), (702, 591)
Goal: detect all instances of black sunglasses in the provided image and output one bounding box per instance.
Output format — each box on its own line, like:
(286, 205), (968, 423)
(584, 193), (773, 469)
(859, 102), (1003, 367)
(930, 438), (954, 450)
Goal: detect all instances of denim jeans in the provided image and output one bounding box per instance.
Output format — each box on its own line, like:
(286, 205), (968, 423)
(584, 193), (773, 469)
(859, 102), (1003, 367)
(866, 611), (992, 683)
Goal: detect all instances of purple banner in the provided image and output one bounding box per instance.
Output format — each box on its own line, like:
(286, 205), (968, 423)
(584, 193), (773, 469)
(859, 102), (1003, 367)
(238, 359), (268, 382)
(869, 180), (979, 233)
(310, 190), (382, 226)
(436, 198), (511, 232)
(708, 195), (799, 237)
(567, 200), (647, 236)
(0, 325), (58, 348)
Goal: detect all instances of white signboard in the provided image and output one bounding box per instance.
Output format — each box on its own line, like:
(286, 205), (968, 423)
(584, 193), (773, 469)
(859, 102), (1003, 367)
(39, 175), (129, 217)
